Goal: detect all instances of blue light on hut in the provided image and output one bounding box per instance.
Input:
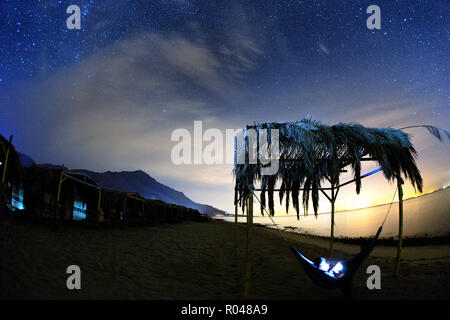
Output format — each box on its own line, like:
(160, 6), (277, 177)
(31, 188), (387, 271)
(73, 200), (87, 220)
(11, 187), (25, 210)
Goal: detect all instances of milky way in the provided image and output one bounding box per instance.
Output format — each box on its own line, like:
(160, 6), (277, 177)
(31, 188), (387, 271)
(0, 0), (448, 213)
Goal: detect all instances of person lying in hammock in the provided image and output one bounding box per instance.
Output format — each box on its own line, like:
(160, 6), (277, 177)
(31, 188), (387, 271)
(313, 257), (346, 279)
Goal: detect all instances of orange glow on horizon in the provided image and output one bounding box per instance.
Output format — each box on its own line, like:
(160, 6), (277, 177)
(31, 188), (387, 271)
(258, 184), (449, 217)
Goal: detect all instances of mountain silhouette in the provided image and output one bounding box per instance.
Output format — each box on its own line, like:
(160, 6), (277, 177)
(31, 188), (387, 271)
(74, 169), (225, 216)
(19, 154), (224, 216)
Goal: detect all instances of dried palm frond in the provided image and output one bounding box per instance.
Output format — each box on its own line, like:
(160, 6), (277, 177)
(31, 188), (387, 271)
(234, 118), (427, 218)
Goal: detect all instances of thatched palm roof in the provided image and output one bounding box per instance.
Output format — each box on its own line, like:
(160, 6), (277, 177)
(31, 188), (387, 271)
(234, 118), (423, 217)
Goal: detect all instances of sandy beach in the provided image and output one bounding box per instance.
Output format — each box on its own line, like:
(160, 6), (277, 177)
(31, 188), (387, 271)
(1, 218), (449, 300)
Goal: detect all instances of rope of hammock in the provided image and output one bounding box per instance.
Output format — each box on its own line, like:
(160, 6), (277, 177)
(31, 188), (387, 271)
(252, 192), (287, 242)
(381, 186), (398, 228)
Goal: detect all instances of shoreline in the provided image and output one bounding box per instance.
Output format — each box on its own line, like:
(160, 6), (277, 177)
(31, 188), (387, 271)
(250, 222), (450, 261)
(215, 218), (450, 247)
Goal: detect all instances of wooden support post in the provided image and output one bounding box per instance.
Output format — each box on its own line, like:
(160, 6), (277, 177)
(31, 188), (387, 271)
(1, 135), (12, 185)
(329, 183), (336, 257)
(395, 179), (404, 277)
(244, 193), (253, 298)
(97, 189), (102, 211)
(56, 172), (67, 221)
(123, 195), (127, 223)
(56, 173), (65, 204)
(97, 189), (102, 223)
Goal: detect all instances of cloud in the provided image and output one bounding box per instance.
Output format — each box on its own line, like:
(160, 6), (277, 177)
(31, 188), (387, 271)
(4, 25), (264, 205)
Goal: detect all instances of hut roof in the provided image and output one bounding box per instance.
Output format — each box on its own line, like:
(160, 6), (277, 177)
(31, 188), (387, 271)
(234, 118), (423, 216)
(23, 166), (101, 196)
(62, 171), (100, 189)
(126, 192), (145, 201)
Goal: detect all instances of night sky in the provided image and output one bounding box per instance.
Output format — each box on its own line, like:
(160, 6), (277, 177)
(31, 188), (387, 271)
(1, 0), (448, 214)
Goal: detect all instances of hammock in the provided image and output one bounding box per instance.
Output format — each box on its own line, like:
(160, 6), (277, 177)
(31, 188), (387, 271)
(289, 226), (383, 298)
(251, 181), (396, 299)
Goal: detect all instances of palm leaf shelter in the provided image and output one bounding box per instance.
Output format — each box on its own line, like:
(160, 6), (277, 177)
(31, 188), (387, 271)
(234, 118), (429, 283)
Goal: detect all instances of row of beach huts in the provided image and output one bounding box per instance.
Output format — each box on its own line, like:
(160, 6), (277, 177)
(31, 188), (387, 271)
(0, 134), (206, 225)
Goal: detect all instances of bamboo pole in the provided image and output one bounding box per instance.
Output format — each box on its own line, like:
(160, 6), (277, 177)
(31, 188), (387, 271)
(329, 184), (335, 257)
(1, 135), (12, 185)
(97, 189), (102, 224)
(56, 174), (68, 204)
(56, 172), (67, 221)
(123, 196), (127, 223)
(395, 179), (404, 277)
(244, 194), (253, 298)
